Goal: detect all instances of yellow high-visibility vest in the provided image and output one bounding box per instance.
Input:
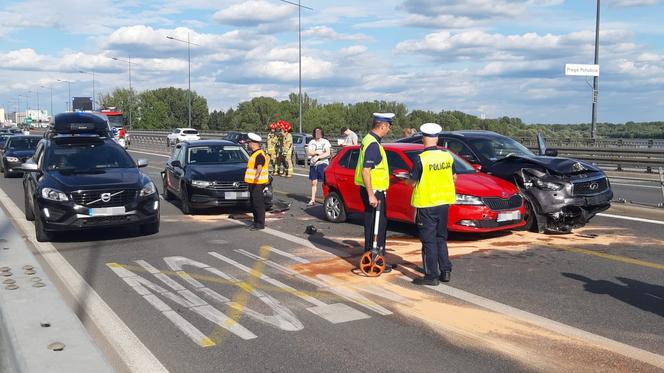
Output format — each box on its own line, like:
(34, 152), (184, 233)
(245, 149), (270, 185)
(354, 134), (389, 191)
(411, 149), (456, 208)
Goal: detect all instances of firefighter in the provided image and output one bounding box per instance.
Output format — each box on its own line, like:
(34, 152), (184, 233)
(280, 121), (294, 178)
(403, 123), (456, 285)
(266, 122), (279, 175)
(355, 113), (393, 273)
(245, 133), (270, 230)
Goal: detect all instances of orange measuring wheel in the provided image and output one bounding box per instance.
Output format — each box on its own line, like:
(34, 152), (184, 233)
(359, 251), (385, 277)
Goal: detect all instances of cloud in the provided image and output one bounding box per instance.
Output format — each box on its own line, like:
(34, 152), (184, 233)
(213, 0), (294, 27)
(302, 26), (371, 41)
(609, 0), (664, 6)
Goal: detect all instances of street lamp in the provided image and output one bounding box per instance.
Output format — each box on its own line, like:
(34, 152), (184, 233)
(591, 0), (600, 139)
(279, 0), (313, 134)
(166, 33), (200, 129)
(57, 79), (72, 111)
(111, 56), (133, 130)
(40, 85), (53, 120)
(79, 70), (96, 110)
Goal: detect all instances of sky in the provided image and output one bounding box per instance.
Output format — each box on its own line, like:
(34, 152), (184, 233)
(1, 0), (663, 124)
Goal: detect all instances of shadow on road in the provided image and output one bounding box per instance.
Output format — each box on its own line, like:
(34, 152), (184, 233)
(562, 273), (664, 317)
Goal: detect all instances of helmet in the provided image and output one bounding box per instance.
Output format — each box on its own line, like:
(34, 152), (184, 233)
(269, 122), (277, 130)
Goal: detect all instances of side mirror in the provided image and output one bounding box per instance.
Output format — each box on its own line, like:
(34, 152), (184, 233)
(171, 160), (182, 168)
(392, 169), (410, 180)
(137, 158), (149, 168)
(18, 161), (39, 172)
(544, 149), (558, 157)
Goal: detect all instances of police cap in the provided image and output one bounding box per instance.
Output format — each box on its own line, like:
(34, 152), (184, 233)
(420, 123), (442, 137)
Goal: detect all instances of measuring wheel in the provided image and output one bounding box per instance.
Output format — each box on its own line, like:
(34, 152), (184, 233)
(359, 251), (385, 277)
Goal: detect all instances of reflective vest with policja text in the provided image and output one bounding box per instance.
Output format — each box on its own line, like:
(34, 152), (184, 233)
(245, 149), (270, 184)
(354, 134), (389, 191)
(411, 149), (456, 208)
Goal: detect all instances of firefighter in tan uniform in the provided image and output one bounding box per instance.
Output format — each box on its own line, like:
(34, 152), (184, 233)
(266, 122), (279, 175)
(279, 121), (294, 177)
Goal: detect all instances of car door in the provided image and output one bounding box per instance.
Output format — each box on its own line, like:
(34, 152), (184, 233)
(23, 142), (44, 211)
(166, 144), (185, 195)
(385, 150), (416, 223)
(335, 149), (363, 213)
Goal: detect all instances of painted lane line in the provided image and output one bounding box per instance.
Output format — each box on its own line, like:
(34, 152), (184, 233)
(397, 276), (664, 370)
(0, 189), (168, 373)
(267, 247), (311, 263)
(596, 213), (664, 225)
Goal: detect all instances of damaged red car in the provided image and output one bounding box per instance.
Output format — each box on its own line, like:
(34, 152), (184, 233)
(322, 143), (526, 233)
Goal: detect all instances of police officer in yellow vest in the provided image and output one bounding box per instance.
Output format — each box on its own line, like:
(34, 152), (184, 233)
(404, 123), (456, 285)
(245, 133), (270, 231)
(355, 113), (393, 273)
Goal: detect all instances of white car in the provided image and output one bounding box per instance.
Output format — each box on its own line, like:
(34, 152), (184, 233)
(167, 128), (200, 146)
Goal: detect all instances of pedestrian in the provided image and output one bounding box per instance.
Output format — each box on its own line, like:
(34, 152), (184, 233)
(307, 127), (332, 206)
(279, 121), (294, 178)
(340, 127), (358, 146)
(403, 123), (456, 285)
(355, 113), (393, 273)
(266, 122), (279, 175)
(244, 133), (270, 231)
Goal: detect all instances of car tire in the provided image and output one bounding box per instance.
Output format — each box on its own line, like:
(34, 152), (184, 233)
(180, 184), (194, 215)
(162, 175), (174, 201)
(140, 214), (160, 235)
(166, 138), (170, 148)
(24, 190), (35, 221)
(324, 191), (347, 223)
(3, 168), (11, 178)
(517, 199), (539, 233)
(35, 215), (54, 242)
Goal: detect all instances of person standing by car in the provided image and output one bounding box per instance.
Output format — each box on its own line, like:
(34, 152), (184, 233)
(267, 123), (279, 175)
(280, 121), (294, 178)
(355, 113), (394, 273)
(245, 133), (270, 230)
(340, 127), (358, 146)
(307, 127), (332, 206)
(403, 123), (456, 285)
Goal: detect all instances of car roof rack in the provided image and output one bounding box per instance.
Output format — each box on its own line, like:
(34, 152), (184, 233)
(45, 112), (111, 139)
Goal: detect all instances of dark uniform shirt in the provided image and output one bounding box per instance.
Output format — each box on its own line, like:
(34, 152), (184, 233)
(252, 153), (266, 168)
(362, 131), (383, 169)
(410, 146), (439, 181)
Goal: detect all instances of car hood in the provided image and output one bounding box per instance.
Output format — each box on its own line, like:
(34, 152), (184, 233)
(456, 172), (520, 197)
(5, 150), (35, 158)
(187, 163), (246, 181)
(50, 168), (143, 189)
(493, 155), (601, 175)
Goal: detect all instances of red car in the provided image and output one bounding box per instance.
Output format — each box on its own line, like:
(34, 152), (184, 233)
(322, 143), (526, 233)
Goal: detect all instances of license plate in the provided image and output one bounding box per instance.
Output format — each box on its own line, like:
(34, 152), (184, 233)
(88, 207), (126, 216)
(225, 192), (249, 200)
(497, 210), (521, 222)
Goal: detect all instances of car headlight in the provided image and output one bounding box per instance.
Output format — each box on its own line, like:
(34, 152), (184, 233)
(533, 179), (563, 191)
(5, 156), (19, 163)
(191, 180), (211, 188)
(41, 187), (69, 202)
(455, 194), (484, 205)
(140, 181), (157, 197)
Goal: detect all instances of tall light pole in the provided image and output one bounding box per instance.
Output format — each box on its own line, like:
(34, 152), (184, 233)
(279, 0), (312, 134)
(41, 85), (53, 119)
(591, 0), (600, 139)
(166, 33), (200, 129)
(112, 56), (133, 130)
(57, 79), (72, 111)
(79, 70), (96, 110)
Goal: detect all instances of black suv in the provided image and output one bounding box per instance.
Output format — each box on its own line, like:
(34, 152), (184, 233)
(20, 112), (160, 242)
(0, 135), (41, 177)
(398, 131), (613, 233)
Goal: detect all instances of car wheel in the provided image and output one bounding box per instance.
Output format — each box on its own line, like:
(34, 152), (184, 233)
(3, 167), (10, 178)
(140, 212), (160, 235)
(166, 138), (170, 148)
(162, 175), (174, 201)
(180, 184), (194, 215)
(517, 199), (538, 232)
(24, 190), (35, 221)
(35, 214), (54, 242)
(294, 152), (300, 165)
(324, 191), (347, 223)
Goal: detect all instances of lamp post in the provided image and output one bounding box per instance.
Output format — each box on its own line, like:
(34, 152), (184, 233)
(591, 0), (600, 139)
(166, 33), (200, 129)
(57, 79), (72, 111)
(279, 0), (312, 134)
(111, 56), (133, 130)
(40, 85), (53, 120)
(79, 70), (96, 110)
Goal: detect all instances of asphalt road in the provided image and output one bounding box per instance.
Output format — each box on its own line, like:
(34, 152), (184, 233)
(0, 144), (662, 372)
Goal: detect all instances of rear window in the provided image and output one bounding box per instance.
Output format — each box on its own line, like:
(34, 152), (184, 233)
(183, 130), (198, 135)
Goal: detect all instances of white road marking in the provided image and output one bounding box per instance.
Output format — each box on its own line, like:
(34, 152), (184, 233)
(596, 213), (664, 225)
(208, 251), (369, 324)
(0, 189), (168, 373)
(267, 247), (311, 263)
(401, 276), (664, 370)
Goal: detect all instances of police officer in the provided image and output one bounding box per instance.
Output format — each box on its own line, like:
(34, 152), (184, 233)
(266, 123), (279, 175)
(245, 133), (270, 231)
(403, 123), (456, 285)
(355, 113), (393, 273)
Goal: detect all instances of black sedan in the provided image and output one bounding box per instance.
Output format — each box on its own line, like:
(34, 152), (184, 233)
(0, 135), (41, 177)
(162, 140), (273, 214)
(398, 130), (612, 233)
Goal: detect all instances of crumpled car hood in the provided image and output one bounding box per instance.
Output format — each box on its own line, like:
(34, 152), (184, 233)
(494, 155), (601, 175)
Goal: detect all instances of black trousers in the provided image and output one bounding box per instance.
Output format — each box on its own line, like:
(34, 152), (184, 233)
(360, 187), (387, 254)
(416, 205), (451, 278)
(249, 184), (265, 227)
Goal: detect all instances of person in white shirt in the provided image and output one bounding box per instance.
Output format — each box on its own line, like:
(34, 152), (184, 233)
(307, 127), (331, 206)
(340, 127), (358, 146)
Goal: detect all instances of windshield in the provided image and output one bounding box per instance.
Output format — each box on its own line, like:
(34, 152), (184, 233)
(187, 145), (248, 164)
(8, 137), (40, 150)
(469, 137), (535, 161)
(46, 141), (135, 171)
(106, 115), (124, 127)
(406, 150), (476, 174)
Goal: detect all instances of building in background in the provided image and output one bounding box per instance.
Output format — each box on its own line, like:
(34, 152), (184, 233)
(0, 108), (5, 124)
